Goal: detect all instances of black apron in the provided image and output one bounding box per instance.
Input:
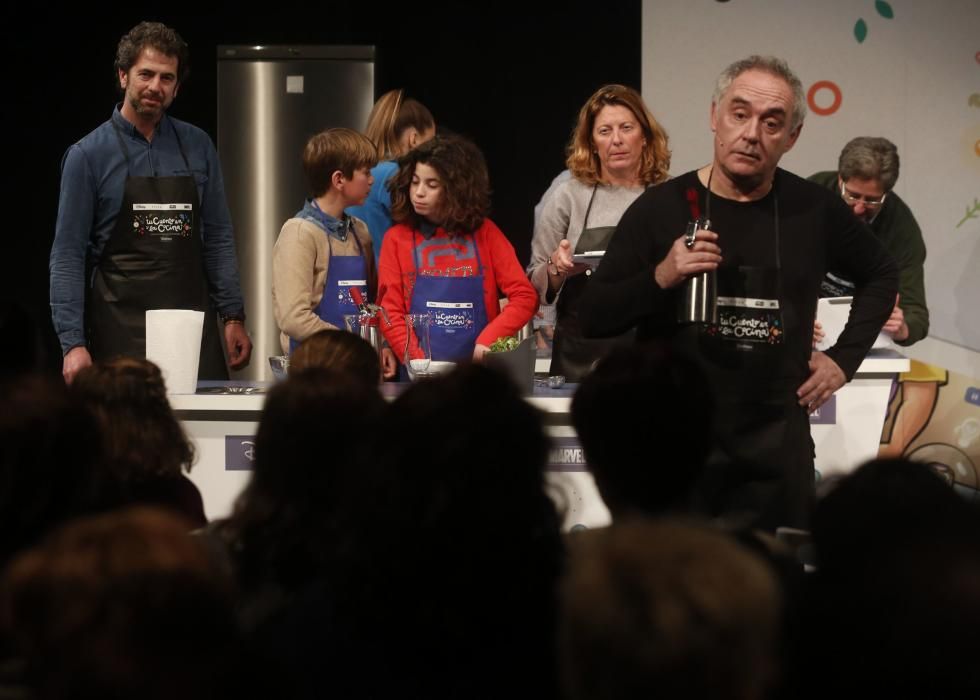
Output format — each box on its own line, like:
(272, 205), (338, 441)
(819, 270), (856, 298)
(87, 118), (227, 380)
(683, 180), (813, 530)
(551, 184), (635, 381)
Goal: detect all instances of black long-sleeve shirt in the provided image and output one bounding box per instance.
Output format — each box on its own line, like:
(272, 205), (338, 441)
(580, 169), (898, 389)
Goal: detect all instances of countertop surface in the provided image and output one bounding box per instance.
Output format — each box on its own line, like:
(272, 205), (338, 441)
(170, 377), (578, 413)
(169, 348), (908, 414)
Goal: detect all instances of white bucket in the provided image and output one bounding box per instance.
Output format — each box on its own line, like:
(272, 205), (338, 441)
(145, 309), (204, 394)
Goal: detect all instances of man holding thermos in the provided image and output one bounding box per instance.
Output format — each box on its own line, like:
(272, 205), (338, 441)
(579, 55), (897, 531)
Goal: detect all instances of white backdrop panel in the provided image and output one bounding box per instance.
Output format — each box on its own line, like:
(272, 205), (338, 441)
(642, 0), (980, 349)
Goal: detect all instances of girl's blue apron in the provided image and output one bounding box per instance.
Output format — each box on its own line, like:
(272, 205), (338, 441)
(408, 232), (489, 362)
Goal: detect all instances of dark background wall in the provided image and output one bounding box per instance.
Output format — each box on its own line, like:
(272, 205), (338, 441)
(2, 3), (641, 372)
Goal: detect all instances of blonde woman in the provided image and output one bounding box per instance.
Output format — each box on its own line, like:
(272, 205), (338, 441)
(527, 85), (670, 381)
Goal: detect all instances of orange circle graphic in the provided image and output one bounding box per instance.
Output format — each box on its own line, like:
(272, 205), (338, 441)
(975, 140), (980, 157)
(808, 81), (842, 116)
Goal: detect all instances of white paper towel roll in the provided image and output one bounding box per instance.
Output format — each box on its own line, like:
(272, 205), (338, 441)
(145, 309), (204, 394)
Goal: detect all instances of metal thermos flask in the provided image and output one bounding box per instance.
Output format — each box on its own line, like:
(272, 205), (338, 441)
(678, 219), (718, 324)
(343, 307), (390, 363)
(351, 318), (383, 353)
(345, 287), (391, 360)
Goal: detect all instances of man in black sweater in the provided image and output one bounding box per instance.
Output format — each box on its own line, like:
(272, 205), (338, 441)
(579, 55), (897, 531)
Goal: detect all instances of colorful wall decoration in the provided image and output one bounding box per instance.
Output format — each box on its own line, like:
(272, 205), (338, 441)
(880, 362), (980, 500)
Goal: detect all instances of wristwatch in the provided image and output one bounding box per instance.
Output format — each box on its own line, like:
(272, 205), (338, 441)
(220, 312), (246, 325)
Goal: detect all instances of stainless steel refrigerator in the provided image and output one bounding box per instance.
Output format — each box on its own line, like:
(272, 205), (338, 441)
(217, 45), (375, 379)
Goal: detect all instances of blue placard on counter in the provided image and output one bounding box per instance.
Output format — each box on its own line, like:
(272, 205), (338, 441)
(548, 436), (589, 472)
(808, 395), (837, 425)
(966, 387), (980, 407)
(226, 435), (257, 471)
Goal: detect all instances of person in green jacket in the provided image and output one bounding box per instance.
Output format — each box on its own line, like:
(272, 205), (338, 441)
(810, 137), (929, 346)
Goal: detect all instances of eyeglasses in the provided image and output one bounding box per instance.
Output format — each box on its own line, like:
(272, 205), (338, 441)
(840, 181), (887, 209)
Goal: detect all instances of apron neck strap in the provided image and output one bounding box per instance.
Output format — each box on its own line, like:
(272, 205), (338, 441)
(109, 114), (192, 173)
(581, 183), (599, 235)
(110, 117), (132, 171)
(170, 120), (193, 171)
(324, 222), (364, 257)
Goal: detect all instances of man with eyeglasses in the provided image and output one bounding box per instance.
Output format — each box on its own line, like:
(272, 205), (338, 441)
(810, 137), (928, 345)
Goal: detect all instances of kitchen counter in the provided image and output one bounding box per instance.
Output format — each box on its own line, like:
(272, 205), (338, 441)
(174, 349), (908, 528)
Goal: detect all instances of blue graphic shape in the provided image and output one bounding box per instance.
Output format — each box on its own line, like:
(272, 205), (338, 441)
(809, 395), (837, 424)
(226, 435), (257, 470)
(966, 387), (980, 407)
(547, 436), (589, 472)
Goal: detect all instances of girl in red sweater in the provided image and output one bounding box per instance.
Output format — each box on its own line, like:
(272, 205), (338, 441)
(378, 134), (537, 366)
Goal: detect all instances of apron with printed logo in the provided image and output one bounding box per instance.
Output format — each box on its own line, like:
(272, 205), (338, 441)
(288, 211), (369, 353)
(408, 233), (489, 362)
(681, 178), (813, 530)
(88, 118), (226, 379)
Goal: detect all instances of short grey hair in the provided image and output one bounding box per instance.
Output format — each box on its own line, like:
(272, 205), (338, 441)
(712, 55), (807, 131)
(837, 137), (900, 191)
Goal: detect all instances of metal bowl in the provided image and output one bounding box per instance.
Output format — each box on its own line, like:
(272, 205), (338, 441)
(547, 374), (566, 389)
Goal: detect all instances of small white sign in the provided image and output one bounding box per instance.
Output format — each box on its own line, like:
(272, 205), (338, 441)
(816, 296), (892, 351)
(286, 75), (304, 94)
(133, 203), (192, 211)
(427, 301), (473, 309)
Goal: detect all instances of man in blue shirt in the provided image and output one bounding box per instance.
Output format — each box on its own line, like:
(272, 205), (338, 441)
(50, 21), (251, 382)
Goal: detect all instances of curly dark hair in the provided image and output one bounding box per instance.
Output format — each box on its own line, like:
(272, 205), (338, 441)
(114, 21), (190, 85)
(71, 357), (195, 483)
(389, 134), (490, 235)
